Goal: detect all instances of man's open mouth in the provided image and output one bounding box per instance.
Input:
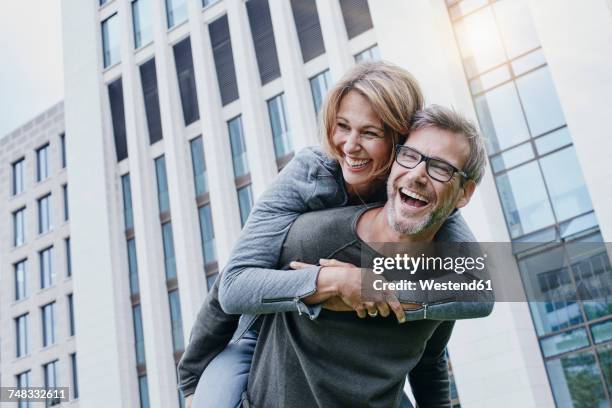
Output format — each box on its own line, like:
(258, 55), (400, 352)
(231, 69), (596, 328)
(398, 187), (429, 208)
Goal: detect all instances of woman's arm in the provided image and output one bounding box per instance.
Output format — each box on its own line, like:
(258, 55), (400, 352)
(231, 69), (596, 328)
(219, 147), (347, 316)
(177, 278), (238, 397)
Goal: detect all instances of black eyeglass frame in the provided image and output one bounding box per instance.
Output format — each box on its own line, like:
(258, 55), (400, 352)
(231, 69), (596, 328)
(395, 145), (468, 183)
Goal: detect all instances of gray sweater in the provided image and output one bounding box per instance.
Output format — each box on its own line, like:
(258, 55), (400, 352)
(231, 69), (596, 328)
(178, 147), (492, 396)
(245, 206), (456, 408)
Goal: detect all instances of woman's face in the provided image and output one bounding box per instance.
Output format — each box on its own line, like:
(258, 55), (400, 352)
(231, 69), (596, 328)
(332, 90), (392, 195)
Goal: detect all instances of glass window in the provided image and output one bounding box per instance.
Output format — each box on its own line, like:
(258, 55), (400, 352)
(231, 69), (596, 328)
(519, 246), (583, 336)
(16, 370), (31, 408)
(68, 294), (75, 336)
(162, 222), (177, 280)
(12, 158), (25, 195)
(338, 0), (373, 39)
(108, 78), (129, 161)
(139, 375), (150, 408)
(496, 161), (555, 237)
(493, 0), (539, 59)
(122, 174), (134, 230)
(71, 353), (79, 399)
(198, 205), (217, 264)
(516, 66), (566, 137)
(140, 58), (163, 144)
(228, 117), (249, 178)
(310, 70), (331, 115)
(166, 0), (188, 28)
(290, 0), (325, 62)
(155, 156), (170, 214)
(42, 302), (56, 347)
(267, 94), (293, 159)
(13, 207), (26, 246)
(489, 142), (534, 173)
(102, 14), (121, 68)
(63, 185), (69, 221)
(16, 314), (29, 357)
(132, 0), (153, 48)
(40, 247), (54, 289)
(133, 305), (146, 365)
(237, 185), (254, 227)
(246, 0), (281, 85)
(592, 320), (612, 344)
(453, 6), (506, 78)
(15, 260), (27, 301)
(474, 82), (530, 153)
(540, 146), (592, 222)
(60, 133), (66, 168)
(597, 344), (612, 396)
(189, 137), (209, 196)
(535, 127), (572, 156)
(66, 238), (72, 277)
(168, 290), (184, 352)
(546, 351), (607, 408)
(43, 360), (58, 395)
(512, 48), (546, 77)
(173, 37), (200, 125)
(127, 238), (140, 296)
(209, 14), (239, 105)
(355, 44), (380, 62)
(448, 0), (488, 20)
(37, 144), (50, 182)
(540, 328), (590, 357)
(469, 65), (511, 95)
(38, 194), (52, 234)
(202, 0), (219, 6)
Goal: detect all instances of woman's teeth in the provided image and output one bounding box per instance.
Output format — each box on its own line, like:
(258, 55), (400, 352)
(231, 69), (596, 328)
(345, 157), (371, 168)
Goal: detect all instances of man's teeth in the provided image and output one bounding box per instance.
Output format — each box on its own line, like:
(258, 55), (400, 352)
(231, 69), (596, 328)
(399, 187), (429, 203)
(346, 157), (371, 167)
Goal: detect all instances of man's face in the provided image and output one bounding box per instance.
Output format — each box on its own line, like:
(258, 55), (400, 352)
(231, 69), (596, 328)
(386, 126), (474, 236)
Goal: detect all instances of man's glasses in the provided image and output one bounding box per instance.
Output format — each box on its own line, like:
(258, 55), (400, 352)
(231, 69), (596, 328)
(395, 145), (468, 183)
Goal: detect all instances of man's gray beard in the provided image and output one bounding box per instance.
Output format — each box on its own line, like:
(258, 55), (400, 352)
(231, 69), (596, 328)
(386, 191), (457, 236)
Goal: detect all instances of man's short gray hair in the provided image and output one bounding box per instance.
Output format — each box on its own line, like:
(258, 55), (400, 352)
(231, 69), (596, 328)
(410, 105), (487, 185)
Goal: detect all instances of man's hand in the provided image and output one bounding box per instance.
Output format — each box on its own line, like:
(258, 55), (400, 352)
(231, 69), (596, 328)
(319, 258), (406, 323)
(185, 394), (193, 408)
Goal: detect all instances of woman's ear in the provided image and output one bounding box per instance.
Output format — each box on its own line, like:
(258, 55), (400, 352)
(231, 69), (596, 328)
(455, 179), (476, 209)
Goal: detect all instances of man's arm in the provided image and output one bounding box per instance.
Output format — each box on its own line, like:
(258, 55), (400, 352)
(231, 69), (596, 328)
(408, 321), (455, 408)
(177, 278), (239, 397)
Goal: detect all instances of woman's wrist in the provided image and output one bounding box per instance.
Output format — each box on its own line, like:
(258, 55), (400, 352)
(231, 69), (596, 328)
(303, 266), (340, 304)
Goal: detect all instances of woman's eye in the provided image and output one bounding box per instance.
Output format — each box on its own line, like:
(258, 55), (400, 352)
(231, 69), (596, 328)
(364, 132), (381, 138)
(337, 123), (349, 130)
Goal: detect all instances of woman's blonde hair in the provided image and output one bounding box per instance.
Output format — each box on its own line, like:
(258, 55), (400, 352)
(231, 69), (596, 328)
(320, 61), (424, 179)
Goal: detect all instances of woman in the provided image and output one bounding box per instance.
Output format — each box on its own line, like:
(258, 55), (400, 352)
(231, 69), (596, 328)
(181, 61), (484, 408)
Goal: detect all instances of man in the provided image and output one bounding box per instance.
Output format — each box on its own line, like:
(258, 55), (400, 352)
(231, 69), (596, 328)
(233, 105), (493, 407)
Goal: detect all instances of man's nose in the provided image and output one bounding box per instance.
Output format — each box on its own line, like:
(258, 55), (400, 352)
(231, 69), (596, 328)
(407, 160), (429, 185)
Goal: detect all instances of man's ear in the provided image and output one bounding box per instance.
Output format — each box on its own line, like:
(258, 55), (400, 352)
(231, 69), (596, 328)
(455, 179), (476, 209)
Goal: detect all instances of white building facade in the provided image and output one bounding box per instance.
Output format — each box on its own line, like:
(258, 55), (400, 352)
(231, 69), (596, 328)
(55, 0), (612, 407)
(0, 102), (80, 407)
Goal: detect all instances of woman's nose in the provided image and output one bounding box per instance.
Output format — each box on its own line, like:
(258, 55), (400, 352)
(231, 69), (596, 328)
(343, 131), (361, 154)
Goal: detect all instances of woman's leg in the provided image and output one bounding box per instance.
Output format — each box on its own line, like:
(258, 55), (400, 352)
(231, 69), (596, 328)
(192, 330), (258, 408)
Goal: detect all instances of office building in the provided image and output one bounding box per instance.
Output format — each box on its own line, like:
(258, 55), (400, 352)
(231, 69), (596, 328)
(55, 0), (612, 406)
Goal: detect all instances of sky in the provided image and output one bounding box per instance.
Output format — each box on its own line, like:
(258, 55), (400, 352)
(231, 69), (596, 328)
(0, 0), (64, 137)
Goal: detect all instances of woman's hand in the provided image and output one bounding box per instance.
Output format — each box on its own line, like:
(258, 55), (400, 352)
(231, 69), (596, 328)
(291, 258), (406, 323)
